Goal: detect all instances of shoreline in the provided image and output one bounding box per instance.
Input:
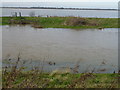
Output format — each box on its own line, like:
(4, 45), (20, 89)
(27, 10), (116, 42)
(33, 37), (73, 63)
(1, 17), (118, 29)
(1, 7), (118, 11)
(2, 59), (118, 88)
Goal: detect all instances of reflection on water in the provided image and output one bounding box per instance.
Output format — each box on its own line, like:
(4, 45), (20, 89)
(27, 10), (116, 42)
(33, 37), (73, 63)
(2, 25), (118, 73)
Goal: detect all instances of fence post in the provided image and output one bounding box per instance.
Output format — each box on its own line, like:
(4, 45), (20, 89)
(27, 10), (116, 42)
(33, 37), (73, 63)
(15, 12), (17, 17)
(19, 12), (22, 17)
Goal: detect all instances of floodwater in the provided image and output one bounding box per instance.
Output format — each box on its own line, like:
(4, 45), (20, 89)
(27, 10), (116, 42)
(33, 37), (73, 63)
(2, 8), (118, 18)
(2, 25), (118, 73)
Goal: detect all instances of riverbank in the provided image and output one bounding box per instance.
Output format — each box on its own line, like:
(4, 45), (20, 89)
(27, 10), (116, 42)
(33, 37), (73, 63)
(2, 59), (119, 88)
(1, 17), (118, 29)
(3, 68), (118, 88)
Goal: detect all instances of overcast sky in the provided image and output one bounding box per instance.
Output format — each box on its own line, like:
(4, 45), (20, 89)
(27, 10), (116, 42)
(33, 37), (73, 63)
(1, 0), (119, 2)
(1, 0), (119, 9)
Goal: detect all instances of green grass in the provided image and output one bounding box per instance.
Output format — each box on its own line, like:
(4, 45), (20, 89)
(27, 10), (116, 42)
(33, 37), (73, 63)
(0, 17), (118, 29)
(2, 70), (119, 88)
(2, 59), (119, 88)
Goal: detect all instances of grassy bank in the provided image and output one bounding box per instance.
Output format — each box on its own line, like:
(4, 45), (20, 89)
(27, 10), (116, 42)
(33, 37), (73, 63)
(3, 71), (118, 88)
(1, 17), (118, 29)
(2, 59), (119, 88)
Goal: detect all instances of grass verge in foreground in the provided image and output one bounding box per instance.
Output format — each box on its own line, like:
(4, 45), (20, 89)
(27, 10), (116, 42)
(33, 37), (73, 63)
(2, 70), (119, 88)
(1, 17), (118, 29)
(2, 58), (119, 88)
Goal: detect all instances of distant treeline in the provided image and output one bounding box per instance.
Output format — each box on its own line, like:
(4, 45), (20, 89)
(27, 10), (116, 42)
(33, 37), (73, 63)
(1, 7), (118, 11)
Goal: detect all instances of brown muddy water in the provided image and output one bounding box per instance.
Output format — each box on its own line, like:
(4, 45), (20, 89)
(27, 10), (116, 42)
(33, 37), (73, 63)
(2, 25), (118, 73)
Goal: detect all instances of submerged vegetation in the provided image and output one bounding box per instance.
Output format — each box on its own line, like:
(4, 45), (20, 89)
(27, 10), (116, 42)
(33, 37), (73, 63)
(1, 17), (118, 29)
(2, 57), (119, 88)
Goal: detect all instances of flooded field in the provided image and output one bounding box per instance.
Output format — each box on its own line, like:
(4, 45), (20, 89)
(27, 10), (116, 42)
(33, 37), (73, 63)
(2, 25), (118, 73)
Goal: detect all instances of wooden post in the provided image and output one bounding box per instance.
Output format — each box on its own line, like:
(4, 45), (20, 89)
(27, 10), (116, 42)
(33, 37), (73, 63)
(15, 12), (17, 17)
(19, 12), (22, 17)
